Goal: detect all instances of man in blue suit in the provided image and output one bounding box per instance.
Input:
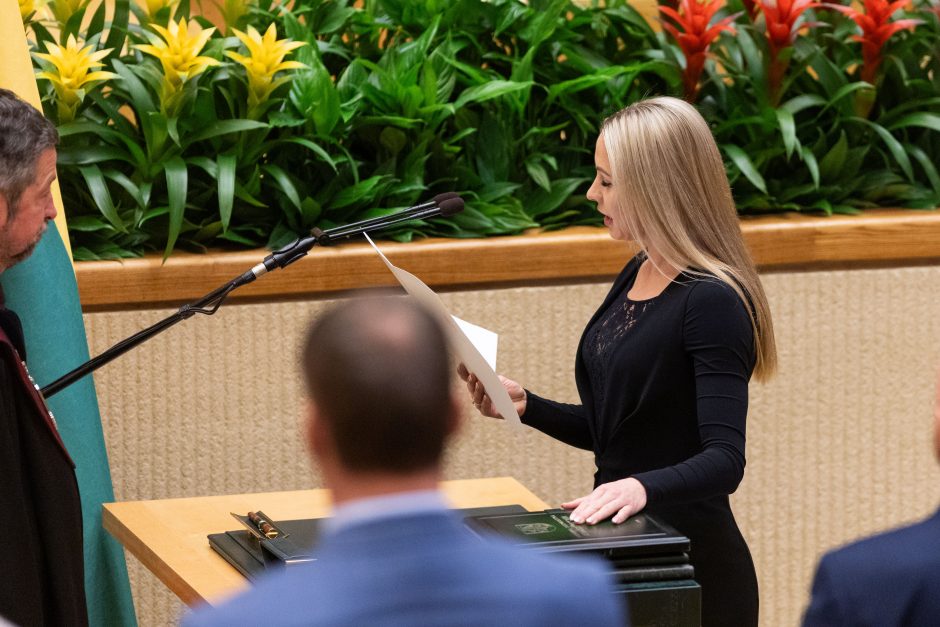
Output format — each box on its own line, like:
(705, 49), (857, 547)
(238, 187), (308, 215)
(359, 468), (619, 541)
(184, 296), (626, 627)
(802, 368), (940, 626)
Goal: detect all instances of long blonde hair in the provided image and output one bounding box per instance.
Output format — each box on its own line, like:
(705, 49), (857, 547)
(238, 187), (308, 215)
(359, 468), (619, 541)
(601, 96), (777, 380)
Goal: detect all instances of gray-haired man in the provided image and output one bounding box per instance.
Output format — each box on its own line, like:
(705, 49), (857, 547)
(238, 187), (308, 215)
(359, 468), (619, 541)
(0, 87), (87, 626)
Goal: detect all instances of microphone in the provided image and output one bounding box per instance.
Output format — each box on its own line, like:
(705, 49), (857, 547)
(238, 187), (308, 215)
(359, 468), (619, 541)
(320, 193), (462, 242)
(438, 196), (465, 217)
(255, 194), (465, 275)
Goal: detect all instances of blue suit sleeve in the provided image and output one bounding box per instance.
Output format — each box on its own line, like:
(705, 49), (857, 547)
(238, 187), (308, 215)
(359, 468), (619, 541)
(521, 391), (593, 451)
(633, 280), (752, 503)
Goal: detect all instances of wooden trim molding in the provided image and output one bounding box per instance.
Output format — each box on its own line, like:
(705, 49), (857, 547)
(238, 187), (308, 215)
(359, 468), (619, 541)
(76, 209), (940, 311)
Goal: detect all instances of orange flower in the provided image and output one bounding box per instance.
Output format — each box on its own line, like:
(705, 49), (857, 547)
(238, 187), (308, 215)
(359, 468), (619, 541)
(660, 0), (739, 101)
(824, 0), (924, 83)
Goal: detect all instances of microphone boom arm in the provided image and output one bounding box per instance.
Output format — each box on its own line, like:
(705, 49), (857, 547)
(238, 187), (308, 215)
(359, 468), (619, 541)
(40, 196), (464, 398)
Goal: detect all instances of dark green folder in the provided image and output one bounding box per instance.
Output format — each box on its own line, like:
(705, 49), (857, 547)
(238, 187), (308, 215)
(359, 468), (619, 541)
(465, 509), (690, 559)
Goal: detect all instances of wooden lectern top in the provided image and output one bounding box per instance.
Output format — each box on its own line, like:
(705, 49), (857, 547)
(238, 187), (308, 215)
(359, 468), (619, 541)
(103, 477), (548, 607)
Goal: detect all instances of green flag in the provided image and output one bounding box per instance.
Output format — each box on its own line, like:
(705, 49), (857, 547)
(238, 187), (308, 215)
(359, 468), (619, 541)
(0, 227), (136, 627)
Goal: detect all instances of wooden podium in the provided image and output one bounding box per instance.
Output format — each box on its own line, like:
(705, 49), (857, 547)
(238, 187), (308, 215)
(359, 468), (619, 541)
(103, 476), (548, 607)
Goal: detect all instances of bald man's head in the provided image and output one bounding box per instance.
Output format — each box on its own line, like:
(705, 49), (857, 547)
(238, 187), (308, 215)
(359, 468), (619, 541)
(301, 297), (455, 474)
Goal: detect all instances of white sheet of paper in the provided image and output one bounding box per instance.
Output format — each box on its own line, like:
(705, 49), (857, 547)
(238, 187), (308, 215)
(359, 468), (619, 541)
(364, 234), (520, 426)
(452, 317), (497, 371)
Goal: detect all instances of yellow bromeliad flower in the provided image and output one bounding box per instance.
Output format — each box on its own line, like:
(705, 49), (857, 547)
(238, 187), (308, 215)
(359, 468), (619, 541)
(225, 24), (306, 113)
(219, 0), (252, 34)
(141, 0), (179, 17)
(134, 17), (219, 113)
(34, 35), (118, 122)
(20, 0), (40, 22)
(48, 0), (88, 27)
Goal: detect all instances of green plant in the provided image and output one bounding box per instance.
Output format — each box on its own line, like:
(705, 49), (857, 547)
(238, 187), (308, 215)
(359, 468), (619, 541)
(666, 0), (940, 213)
(22, 0), (940, 259)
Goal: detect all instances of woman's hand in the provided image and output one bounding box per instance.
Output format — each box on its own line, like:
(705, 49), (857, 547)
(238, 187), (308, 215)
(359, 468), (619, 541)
(457, 363), (527, 419)
(562, 478), (648, 525)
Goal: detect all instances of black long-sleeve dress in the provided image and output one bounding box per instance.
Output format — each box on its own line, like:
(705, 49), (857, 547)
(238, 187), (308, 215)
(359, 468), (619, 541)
(523, 255), (759, 627)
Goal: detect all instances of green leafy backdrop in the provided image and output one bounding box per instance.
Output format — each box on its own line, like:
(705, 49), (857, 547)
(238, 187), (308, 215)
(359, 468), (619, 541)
(24, 0), (940, 260)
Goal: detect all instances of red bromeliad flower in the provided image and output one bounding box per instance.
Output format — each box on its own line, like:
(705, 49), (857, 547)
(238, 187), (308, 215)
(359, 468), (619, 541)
(660, 0), (739, 101)
(762, 0), (819, 59)
(825, 0), (924, 84)
(760, 0), (819, 101)
(742, 0), (761, 21)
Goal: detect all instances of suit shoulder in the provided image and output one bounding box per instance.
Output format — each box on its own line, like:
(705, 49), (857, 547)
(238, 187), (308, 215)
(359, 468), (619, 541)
(825, 513), (940, 571)
(814, 511), (940, 604)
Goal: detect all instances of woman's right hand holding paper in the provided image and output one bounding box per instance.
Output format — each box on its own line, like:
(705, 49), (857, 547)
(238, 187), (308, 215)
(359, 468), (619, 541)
(457, 363), (527, 419)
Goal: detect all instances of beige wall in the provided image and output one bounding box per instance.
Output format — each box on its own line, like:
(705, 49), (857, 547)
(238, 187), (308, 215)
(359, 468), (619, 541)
(86, 263), (940, 626)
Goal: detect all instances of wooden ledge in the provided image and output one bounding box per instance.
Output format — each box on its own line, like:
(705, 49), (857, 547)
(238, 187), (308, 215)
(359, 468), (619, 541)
(76, 209), (940, 311)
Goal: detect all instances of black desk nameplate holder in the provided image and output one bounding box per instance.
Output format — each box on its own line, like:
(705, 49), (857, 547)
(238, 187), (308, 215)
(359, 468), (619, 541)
(230, 511), (315, 570)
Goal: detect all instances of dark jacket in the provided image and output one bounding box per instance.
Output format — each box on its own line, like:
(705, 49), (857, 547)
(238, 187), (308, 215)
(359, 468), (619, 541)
(803, 508), (940, 627)
(0, 302), (87, 626)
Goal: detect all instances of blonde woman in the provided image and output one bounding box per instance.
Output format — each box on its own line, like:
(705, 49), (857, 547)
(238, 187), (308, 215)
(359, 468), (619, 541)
(462, 96), (776, 626)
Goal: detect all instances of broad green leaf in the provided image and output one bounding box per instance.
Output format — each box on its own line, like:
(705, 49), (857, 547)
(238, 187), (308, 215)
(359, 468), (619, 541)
(357, 115), (422, 129)
(547, 66), (636, 101)
(111, 59), (155, 118)
(217, 154), (236, 232)
(494, 2), (527, 36)
(780, 94), (827, 116)
(906, 144), (940, 195)
(263, 164), (303, 214)
(811, 198), (833, 216)
(313, 4), (354, 34)
(164, 156), (188, 259)
(808, 51), (849, 102)
(774, 108), (797, 159)
(329, 175), (389, 210)
(285, 138), (339, 173)
(819, 82), (872, 116)
(67, 216), (112, 232)
(145, 111), (168, 162)
(101, 168), (144, 208)
(477, 182), (522, 203)
(722, 145), (768, 194)
(800, 146), (820, 189)
(525, 177), (588, 218)
(519, 0), (565, 47)
(102, 0), (129, 58)
(736, 28), (766, 91)
(818, 131), (848, 181)
(58, 121), (147, 169)
(888, 112), (940, 134)
(380, 127), (408, 156)
(850, 118), (914, 181)
(454, 81), (534, 109)
(525, 160), (552, 192)
(78, 165), (124, 232)
(57, 140), (129, 165)
(187, 120), (268, 144)
(167, 116), (180, 146)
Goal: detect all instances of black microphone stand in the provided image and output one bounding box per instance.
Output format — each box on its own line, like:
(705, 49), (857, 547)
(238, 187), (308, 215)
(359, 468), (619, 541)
(40, 195), (464, 398)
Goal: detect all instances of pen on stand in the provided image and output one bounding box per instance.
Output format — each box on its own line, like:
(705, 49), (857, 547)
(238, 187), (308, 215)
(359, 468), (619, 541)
(248, 511), (279, 538)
